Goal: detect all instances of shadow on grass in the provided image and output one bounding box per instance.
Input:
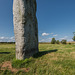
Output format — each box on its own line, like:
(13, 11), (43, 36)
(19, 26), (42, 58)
(33, 49), (58, 58)
(0, 52), (10, 54)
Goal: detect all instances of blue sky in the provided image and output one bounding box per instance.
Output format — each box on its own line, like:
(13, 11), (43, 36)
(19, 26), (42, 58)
(0, 0), (75, 42)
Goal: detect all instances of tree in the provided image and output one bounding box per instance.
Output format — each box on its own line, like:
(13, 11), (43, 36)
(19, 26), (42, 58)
(72, 36), (75, 41)
(73, 32), (75, 36)
(56, 40), (60, 44)
(61, 40), (67, 44)
(51, 38), (56, 44)
(72, 32), (75, 41)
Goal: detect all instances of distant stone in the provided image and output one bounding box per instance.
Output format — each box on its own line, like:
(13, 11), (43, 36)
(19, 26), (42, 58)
(13, 0), (38, 60)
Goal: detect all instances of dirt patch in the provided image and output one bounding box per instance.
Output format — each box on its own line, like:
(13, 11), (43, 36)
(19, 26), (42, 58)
(0, 61), (29, 73)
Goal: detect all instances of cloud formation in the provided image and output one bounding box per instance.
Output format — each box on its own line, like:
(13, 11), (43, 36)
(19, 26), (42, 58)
(60, 36), (68, 40)
(0, 36), (15, 42)
(39, 37), (52, 42)
(42, 33), (49, 36)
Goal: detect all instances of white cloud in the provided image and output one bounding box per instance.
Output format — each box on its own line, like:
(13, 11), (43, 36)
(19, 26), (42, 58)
(42, 33), (49, 36)
(0, 37), (4, 39)
(53, 34), (58, 36)
(0, 37), (9, 39)
(10, 37), (15, 40)
(39, 39), (45, 42)
(60, 38), (65, 40)
(9, 37), (15, 42)
(0, 36), (15, 42)
(60, 36), (68, 40)
(39, 37), (53, 42)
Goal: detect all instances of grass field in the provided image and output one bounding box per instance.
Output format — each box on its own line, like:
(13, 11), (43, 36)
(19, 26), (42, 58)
(0, 43), (75, 75)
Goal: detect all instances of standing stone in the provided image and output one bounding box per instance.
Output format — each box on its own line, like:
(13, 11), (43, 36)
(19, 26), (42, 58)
(13, 0), (38, 60)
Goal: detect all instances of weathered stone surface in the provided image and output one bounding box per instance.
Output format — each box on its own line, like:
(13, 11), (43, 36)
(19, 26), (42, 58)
(13, 0), (38, 60)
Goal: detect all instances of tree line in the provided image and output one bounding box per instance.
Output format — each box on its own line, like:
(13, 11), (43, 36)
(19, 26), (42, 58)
(0, 42), (15, 44)
(51, 38), (67, 44)
(51, 32), (75, 44)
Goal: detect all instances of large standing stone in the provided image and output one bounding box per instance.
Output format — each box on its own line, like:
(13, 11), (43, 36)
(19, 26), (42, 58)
(13, 0), (38, 60)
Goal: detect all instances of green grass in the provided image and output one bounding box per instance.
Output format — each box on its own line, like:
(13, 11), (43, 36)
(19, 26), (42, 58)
(0, 44), (75, 75)
(12, 57), (33, 68)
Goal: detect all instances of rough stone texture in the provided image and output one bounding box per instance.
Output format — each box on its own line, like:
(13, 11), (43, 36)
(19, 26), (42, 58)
(13, 0), (38, 60)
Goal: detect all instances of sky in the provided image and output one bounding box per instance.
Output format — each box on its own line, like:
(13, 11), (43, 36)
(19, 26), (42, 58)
(0, 0), (75, 42)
